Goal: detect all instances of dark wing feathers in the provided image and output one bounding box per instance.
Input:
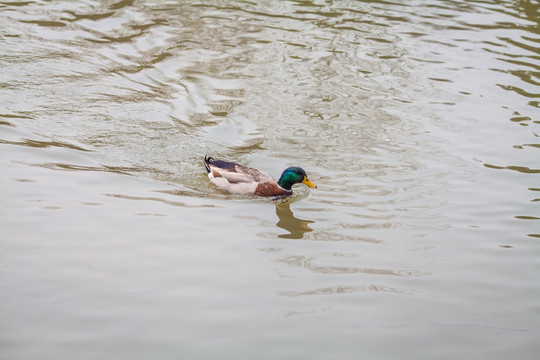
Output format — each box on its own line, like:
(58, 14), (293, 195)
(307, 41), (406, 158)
(213, 161), (239, 172)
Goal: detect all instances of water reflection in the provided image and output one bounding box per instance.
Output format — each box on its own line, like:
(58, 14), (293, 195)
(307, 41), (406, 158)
(275, 202), (314, 239)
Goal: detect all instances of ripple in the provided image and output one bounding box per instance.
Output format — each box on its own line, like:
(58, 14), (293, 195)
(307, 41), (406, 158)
(484, 163), (540, 174)
(276, 254), (431, 278)
(277, 283), (417, 297)
(104, 193), (216, 208)
(0, 138), (90, 152)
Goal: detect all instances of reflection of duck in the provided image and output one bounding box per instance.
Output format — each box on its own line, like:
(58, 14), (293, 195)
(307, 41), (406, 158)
(204, 156), (316, 197)
(276, 202), (314, 239)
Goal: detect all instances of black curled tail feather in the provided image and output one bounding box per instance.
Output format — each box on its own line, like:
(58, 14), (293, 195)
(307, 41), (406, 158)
(204, 155), (214, 173)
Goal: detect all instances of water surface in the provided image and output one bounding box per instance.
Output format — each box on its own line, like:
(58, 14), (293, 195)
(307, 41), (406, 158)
(1, 1), (539, 359)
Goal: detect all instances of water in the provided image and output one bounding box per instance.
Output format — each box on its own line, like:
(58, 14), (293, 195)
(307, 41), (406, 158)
(1, 0), (539, 359)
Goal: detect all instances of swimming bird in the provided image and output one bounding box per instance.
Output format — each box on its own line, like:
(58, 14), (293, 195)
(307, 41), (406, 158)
(204, 155), (316, 197)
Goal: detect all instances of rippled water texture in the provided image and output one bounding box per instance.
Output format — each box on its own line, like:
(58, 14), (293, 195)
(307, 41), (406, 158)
(1, 0), (539, 359)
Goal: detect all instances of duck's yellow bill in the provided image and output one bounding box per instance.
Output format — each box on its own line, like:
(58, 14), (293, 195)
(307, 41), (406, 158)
(302, 177), (317, 188)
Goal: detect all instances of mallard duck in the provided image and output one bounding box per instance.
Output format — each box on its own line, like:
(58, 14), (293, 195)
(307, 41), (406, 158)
(204, 155), (316, 197)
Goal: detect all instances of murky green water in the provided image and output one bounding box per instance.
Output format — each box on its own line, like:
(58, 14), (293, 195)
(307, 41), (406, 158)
(1, 0), (539, 359)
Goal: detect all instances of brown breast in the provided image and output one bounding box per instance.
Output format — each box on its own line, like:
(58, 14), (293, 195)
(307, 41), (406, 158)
(254, 182), (292, 197)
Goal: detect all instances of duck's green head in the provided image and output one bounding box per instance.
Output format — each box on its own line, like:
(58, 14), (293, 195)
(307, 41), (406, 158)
(277, 167), (317, 191)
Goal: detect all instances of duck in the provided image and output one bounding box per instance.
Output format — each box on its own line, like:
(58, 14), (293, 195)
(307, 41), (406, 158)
(204, 155), (316, 197)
